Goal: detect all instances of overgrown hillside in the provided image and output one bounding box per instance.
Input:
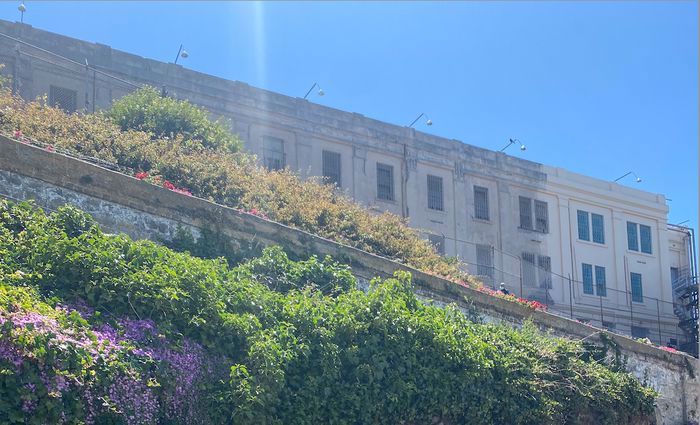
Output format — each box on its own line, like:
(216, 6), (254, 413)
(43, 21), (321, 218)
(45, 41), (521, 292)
(0, 86), (475, 285)
(0, 201), (655, 424)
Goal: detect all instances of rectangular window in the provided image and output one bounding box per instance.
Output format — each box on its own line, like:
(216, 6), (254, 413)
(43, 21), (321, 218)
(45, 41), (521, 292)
(627, 221), (639, 251)
(631, 326), (648, 339)
(577, 210), (590, 241)
(582, 263), (594, 295)
(602, 321), (616, 331)
(473, 186), (489, 221)
(522, 252), (537, 287)
(534, 200), (548, 233)
(49, 85), (77, 113)
(322, 150), (342, 187)
(428, 234), (445, 255)
(476, 244), (493, 283)
(630, 272), (643, 303)
(595, 265), (607, 297)
(538, 255), (552, 289)
(591, 213), (605, 244)
(262, 136), (285, 171)
(427, 175), (444, 211)
(639, 224), (652, 254)
(519, 196), (533, 230)
(376, 163), (394, 201)
(671, 267), (680, 288)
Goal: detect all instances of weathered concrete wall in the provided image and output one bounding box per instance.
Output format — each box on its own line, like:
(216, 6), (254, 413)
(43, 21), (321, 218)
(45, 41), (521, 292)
(0, 136), (697, 424)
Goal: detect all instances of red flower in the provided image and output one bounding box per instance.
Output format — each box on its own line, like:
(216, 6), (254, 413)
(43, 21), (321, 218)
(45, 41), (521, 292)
(45, 145), (55, 152)
(660, 346), (677, 353)
(13, 130), (23, 139)
(135, 172), (149, 180)
(162, 180), (176, 190)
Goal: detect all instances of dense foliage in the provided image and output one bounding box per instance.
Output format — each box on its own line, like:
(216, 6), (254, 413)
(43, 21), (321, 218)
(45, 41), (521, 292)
(106, 86), (242, 153)
(0, 201), (656, 424)
(0, 87), (474, 285)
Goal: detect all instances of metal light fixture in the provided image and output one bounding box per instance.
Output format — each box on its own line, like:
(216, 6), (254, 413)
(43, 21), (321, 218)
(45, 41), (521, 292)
(408, 112), (432, 128)
(174, 44), (188, 65)
(614, 171), (642, 183)
(303, 82), (324, 99)
(18, 2), (26, 24)
(500, 138), (526, 152)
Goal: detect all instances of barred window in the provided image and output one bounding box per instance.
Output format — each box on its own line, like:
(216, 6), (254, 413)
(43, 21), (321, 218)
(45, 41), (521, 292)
(582, 263), (594, 295)
(476, 244), (493, 283)
(595, 265), (607, 297)
(534, 200), (548, 233)
(631, 326), (648, 339)
(262, 136), (285, 171)
(473, 186), (489, 220)
(577, 210), (590, 241)
(591, 213), (605, 244)
(522, 252), (537, 287)
(49, 85), (77, 113)
(322, 150), (342, 187)
(639, 224), (652, 254)
(519, 196), (532, 230)
(427, 175), (443, 211)
(627, 222), (639, 251)
(631, 272), (643, 303)
(627, 221), (652, 254)
(428, 234), (445, 255)
(538, 255), (552, 289)
(376, 163), (394, 201)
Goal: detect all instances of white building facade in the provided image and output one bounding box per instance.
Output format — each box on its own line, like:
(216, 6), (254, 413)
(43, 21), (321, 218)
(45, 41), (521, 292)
(0, 20), (696, 351)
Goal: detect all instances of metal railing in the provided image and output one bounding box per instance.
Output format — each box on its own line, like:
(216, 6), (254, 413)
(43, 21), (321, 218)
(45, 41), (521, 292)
(420, 230), (698, 356)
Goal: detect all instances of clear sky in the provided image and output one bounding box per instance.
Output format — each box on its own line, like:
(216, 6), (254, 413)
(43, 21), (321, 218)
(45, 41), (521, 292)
(1, 1), (698, 238)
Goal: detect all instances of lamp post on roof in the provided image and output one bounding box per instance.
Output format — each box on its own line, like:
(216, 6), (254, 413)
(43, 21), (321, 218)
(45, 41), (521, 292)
(18, 2), (26, 24)
(303, 82), (324, 99)
(408, 112), (432, 128)
(614, 171), (642, 183)
(174, 44), (188, 65)
(161, 44), (188, 97)
(500, 138), (526, 152)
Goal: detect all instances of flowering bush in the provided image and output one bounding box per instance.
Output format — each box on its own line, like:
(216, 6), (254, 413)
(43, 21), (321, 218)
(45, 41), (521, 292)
(0, 86), (478, 288)
(0, 201), (657, 424)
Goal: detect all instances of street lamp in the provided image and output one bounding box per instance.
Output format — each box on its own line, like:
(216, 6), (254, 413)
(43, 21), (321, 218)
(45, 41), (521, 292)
(174, 44), (188, 65)
(303, 82), (324, 99)
(162, 44), (188, 97)
(18, 2), (26, 24)
(614, 171), (642, 183)
(500, 138), (526, 152)
(408, 112), (432, 128)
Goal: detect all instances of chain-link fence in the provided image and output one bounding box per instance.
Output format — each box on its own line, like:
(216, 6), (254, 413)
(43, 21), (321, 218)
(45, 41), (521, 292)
(420, 230), (698, 355)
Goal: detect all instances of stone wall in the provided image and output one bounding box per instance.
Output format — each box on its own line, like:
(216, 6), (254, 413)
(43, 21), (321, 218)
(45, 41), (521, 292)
(0, 135), (697, 424)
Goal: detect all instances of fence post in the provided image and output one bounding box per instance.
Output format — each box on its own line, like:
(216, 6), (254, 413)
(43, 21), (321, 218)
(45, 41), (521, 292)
(630, 293), (634, 335)
(599, 294), (604, 327)
(568, 274), (573, 319)
(656, 299), (662, 345)
(518, 257), (524, 298)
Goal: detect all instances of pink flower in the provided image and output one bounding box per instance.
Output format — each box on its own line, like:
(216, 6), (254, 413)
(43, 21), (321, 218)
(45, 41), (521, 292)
(135, 172), (149, 180)
(660, 346), (677, 353)
(171, 187), (192, 196)
(13, 129), (22, 139)
(162, 180), (176, 190)
(45, 145), (55, 152)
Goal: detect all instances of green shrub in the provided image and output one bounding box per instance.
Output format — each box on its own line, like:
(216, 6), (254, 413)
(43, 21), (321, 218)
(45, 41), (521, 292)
(0, 87), (476, 286)
(0, 201), (656, 424)
(106, 86), (242, 153)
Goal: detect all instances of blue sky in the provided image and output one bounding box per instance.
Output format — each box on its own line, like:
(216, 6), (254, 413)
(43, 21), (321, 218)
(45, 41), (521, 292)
(1, 1), (697, 236)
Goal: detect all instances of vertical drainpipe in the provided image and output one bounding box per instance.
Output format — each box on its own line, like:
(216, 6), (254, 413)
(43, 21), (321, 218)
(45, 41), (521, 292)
(401, 142), (409, 219)
(452, 160), (459, 256)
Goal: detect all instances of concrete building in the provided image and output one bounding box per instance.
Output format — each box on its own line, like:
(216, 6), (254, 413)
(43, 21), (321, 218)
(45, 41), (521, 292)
(0, 19), (696, 351)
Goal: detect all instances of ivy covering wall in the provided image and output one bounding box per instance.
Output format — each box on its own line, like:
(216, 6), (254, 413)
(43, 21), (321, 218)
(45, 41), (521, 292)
(0, 201), (656, 424)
